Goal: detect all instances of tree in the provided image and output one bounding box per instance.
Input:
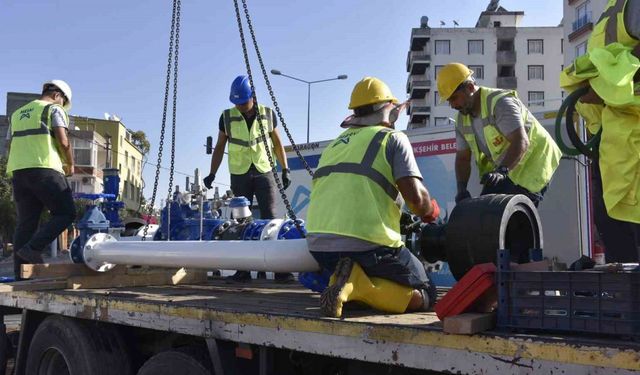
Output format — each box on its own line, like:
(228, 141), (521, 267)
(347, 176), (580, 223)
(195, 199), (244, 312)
(0, 157), (16, 249)
(131, 131), (150, 155)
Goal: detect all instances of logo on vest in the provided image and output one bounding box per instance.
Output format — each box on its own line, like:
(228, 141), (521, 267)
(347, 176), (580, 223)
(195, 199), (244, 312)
(492, 136), (504, 147)
(19, 108), (33, 120)
(332, 130), (358, 148)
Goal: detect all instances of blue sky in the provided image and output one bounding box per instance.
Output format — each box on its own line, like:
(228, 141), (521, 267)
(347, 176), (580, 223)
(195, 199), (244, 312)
(0, 0), (562, 202)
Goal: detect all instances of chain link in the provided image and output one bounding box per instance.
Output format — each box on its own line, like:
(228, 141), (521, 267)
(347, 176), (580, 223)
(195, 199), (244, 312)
(240, 0), (315, 178)
(143, 0), (180, 240)
(167, 0), (181, 204)
(233, 0), (306, 236)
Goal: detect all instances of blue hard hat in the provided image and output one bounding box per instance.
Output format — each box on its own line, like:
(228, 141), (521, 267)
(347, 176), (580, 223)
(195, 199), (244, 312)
(229, 75), (253, 105)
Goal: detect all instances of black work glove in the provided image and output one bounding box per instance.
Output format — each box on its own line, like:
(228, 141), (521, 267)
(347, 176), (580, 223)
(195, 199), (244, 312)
(455, 189), (471, 204)
(480, 166), (509, 188)
(203, 173), (215, 189)
(282, 168), (291, 190)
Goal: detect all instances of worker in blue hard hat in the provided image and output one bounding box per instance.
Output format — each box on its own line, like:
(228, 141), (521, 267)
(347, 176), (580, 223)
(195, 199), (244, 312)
(5, 80), (76, 279)
(203, 75), (293, 283)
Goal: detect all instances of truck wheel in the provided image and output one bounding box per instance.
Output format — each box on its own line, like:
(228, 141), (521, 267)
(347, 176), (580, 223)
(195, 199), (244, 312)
(26, 316), (132, 375)
(137, 347), (213, 375)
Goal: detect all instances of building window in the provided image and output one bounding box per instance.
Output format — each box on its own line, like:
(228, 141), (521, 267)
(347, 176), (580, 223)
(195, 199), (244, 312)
(574, 2), (592, 31)
(561, 38), (564, 54)
(434, 117), (451, 126)
(575, 41), (587, 57)
(468, 40), (484, 55)
(528, 91), (545, 107)
(527, 39), (544, 54)
(434, 40), (450, 55)
(528, 65), (544, 80)
(434, 65), (444, 79)
(70, 180), (80, 193)
(434, 91), (443, 106)
(73, 138), (93, 166)
(468, 65), (484, 79)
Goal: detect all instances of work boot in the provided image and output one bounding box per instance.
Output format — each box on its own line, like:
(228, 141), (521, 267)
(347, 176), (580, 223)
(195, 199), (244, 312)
(256, 271), (267, 280)
(321, 258), (414, 318)
(16, 246), (44, 265)
(225, 270), (251, 283)
(274, 272), (295, 284)
(419, 278), (437, 312)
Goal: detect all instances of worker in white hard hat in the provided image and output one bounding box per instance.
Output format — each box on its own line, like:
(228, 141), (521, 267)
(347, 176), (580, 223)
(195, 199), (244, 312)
(5, 80), (76, 279)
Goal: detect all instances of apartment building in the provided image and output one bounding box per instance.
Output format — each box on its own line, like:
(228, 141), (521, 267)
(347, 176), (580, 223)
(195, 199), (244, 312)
(563, 0), (607, 67)
(406, 2), (564, 129)
(67, 129), (108, 195)
(71, 116), (144, 211)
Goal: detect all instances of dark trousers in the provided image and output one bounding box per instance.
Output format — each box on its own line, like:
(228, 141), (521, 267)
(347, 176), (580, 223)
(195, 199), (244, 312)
(481, 177), (548, 207)
(310, 247), (430, 290)
(230, 167), (276, 219)
(591, 159), (640, 263)
(12, 168), (76, 276)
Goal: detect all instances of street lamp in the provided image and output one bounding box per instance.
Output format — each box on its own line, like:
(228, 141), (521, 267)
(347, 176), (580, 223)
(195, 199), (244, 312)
(271, 69), (348, 143)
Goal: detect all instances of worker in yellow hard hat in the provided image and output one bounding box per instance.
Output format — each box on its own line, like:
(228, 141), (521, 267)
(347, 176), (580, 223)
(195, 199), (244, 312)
(436, 63), (562, 207)
(306, 77), (441, 318)
(559, 0), (640, 262)
(5, 80), (76, 279)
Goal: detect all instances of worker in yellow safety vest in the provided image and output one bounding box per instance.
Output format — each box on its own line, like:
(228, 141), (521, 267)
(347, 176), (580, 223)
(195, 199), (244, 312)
(436, 63), (562, 207)
(5, 80), (76, 279)
(306, 77), (441, 318)
(560, 0), (640, 262)
(203, 75), (293, 283)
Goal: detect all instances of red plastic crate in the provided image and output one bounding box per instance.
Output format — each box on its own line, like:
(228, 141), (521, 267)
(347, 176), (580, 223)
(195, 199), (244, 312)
(435, 263), (496, 320)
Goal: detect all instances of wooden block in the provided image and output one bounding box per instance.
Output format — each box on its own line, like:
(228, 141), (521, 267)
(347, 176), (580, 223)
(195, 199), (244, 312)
(443, 312), (496, 335)
(0, 278), (67, 292)
(21, 263), (126, 279)
(68, 268), (208, 290)
(511, 259), (551, 272)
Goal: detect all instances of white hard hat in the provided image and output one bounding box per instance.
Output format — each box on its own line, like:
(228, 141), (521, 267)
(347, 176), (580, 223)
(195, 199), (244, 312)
(43, 79), (72, 111)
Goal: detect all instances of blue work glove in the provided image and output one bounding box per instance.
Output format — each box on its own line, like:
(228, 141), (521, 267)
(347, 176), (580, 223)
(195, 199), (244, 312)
(282, 168), (291, 190)
(455, 189), (471, 204)
(480, 166), (509, 188)
(203, 173), (215, 189)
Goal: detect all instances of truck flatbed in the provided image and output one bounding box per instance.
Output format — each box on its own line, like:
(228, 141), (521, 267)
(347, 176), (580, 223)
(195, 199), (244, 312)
(0, 280), (638, 374)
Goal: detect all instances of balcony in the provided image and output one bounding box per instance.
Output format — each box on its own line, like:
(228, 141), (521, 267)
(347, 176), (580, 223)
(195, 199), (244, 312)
(406, 75), (431, 99)
(409, 105), (431, 123)
(497, 76), (518, 89)
(406, 52), (431, 74)
(410, 28), (430, 51)
(496, 50), (516, 65)
(569, 12), (593, 41)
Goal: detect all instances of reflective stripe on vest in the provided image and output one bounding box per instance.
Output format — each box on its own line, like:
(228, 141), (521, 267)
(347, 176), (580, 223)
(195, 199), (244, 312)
(456, 87), (561, 192)
(223, 105), (275, 174)
(589, 0), (638, 51)
(306, 126), (403, 248)
(6, 100), (66, 176)
(313, 128), (398, 200)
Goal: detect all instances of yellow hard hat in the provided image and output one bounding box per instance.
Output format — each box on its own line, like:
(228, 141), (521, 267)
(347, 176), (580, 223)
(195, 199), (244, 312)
(436, 63), (474, 102)
(348, 77), (398, 109)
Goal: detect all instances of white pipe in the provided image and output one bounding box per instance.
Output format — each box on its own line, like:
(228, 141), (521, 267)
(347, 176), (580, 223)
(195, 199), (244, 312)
(83, 233), (320, 273)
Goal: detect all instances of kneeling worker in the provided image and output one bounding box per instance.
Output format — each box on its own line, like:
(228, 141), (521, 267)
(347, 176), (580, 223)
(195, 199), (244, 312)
(436, 63), (561, 207)
(306, 77), (440, 318)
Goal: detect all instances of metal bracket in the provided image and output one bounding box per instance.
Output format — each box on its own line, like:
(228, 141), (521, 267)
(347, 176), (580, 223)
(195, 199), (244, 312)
(205, 338), (225, 375)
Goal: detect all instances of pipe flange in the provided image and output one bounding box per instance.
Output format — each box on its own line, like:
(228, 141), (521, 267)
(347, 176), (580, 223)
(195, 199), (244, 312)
(83, 233), (118, 272)
(261, 219), (284, 240)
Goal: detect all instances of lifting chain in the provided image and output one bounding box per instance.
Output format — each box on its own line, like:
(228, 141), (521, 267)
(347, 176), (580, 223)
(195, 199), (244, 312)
(238, 0), (315, 178)
(232, 0), (306, 236)
(143, 0), (181, 240)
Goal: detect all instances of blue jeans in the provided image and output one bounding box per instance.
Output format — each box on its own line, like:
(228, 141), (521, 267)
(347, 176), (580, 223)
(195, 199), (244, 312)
(310, 246), (430, 290)
(481, 176), (548, 207)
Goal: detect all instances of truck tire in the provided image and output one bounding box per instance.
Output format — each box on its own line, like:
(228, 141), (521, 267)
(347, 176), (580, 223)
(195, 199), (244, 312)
(137, 347), (213, 375)
(26, 315), (132, 375)
(445, 194), (542, 280)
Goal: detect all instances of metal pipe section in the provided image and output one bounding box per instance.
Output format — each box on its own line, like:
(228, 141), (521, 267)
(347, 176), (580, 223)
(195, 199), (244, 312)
(83, 233), (320, 273)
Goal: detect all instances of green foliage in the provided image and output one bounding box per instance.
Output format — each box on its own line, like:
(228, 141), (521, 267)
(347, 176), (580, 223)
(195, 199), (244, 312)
(131, 130), (151, 155)
(0, 157), (16, 244)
